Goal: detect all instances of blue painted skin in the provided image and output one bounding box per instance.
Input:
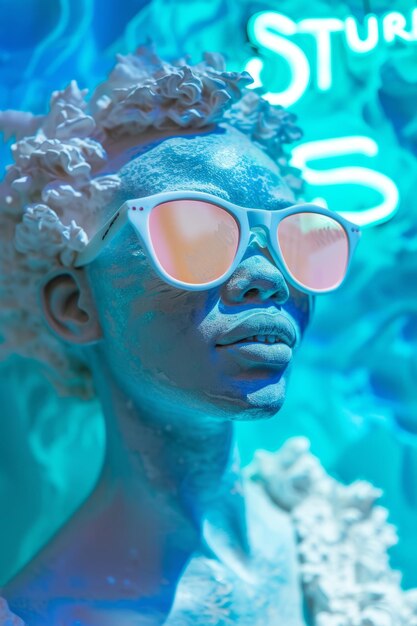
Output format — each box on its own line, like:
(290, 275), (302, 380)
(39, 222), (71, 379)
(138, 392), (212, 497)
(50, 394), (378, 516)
(3, 127), (311, 625)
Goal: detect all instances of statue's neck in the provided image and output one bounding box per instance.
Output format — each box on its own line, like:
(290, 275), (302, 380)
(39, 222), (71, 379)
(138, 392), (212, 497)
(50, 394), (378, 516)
(5, 362), (249, 618)
(71, 361), (250, 601)
(96, 372), (245, 532)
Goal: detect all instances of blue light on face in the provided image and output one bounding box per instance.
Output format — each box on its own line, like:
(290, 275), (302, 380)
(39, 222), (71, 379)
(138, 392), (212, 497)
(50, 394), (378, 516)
(85, 129), (310, 420)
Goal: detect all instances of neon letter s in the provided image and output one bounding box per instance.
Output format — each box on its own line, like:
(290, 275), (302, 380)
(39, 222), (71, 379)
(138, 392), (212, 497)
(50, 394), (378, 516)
(245, 11), (310, 108)
(291, 136), (399, 226)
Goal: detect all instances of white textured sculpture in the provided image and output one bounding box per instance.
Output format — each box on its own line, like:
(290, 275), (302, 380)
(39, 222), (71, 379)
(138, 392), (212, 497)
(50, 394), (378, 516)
(0, 46), (415, 626)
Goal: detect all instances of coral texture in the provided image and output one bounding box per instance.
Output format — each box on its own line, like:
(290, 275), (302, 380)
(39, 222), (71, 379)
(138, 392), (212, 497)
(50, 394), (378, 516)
(249, 438), (417, 626)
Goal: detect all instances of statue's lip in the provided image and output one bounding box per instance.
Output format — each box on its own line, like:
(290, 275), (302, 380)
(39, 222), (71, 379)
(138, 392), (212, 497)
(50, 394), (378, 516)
(215, 312), (296, 347)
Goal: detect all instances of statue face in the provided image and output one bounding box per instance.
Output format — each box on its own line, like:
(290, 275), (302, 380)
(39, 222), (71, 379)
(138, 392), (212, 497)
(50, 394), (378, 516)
(86, 128), (311, 421)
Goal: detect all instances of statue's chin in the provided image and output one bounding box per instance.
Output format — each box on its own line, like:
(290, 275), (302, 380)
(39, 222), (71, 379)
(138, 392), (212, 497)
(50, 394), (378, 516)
(231, 394), (286, 422)
(203, 375), (288, 421)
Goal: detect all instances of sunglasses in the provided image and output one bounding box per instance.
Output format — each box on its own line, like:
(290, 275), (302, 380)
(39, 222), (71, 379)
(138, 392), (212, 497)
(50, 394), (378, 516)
(74, 191), (361, 295)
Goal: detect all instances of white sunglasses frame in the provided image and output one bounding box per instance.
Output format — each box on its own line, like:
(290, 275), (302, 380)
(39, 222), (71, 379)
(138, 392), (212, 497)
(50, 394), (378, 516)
(74, 190), (361, 295)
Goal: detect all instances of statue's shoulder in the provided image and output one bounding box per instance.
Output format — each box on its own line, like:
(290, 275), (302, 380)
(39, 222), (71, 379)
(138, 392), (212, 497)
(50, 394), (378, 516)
(246, 437), (417, 626)
(2, 439), (417, 626)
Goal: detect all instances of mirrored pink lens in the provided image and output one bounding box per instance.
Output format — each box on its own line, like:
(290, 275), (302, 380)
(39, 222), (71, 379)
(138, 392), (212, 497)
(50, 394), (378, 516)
(149, 200), (240, 285)
(277, 212), (349, 291)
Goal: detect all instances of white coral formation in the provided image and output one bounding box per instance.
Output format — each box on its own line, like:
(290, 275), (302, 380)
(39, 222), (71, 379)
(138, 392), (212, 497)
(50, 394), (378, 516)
(0, 83), (120, 396)
(0, 46), (303, 396)
(91, 48), (250, 136)
(248, 438), (417, 626)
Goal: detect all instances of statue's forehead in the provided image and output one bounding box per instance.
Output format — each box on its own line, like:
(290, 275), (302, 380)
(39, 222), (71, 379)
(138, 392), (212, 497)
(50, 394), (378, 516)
(116, 130), (294, 211)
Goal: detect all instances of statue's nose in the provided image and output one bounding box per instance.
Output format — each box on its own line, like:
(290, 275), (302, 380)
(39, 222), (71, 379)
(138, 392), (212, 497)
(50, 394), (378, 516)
(220, 231), (290, 304)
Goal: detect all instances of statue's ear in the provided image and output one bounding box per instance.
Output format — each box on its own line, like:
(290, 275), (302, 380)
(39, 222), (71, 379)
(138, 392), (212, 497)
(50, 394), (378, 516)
(41, 269), (102, 344)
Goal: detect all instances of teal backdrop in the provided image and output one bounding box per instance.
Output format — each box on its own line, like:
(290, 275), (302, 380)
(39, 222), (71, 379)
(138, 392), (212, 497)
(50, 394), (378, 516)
(0, 0), (416, 589)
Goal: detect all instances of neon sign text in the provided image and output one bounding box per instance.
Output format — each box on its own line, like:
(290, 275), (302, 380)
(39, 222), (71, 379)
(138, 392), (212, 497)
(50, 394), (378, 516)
(245, 10), (417, 107)
(290, 137), (399, 227)
(244, 11), (403, 226)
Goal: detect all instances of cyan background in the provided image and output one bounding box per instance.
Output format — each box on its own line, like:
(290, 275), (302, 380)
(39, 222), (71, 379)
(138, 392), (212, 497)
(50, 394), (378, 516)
(0, 0), (416, 589)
